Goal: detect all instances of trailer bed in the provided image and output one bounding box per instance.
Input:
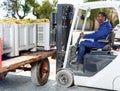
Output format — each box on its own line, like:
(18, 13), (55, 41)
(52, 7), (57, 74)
(0, 49), (56, 73)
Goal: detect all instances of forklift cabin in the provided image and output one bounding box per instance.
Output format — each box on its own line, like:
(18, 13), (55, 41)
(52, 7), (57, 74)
(56, 1), (120, 90)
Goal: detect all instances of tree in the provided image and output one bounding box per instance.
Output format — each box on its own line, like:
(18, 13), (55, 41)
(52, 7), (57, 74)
(0, 0), (57, 19)
(32, 2), (41, 19)
(0, 0), (32, 19)
(32, 0), (58, 19)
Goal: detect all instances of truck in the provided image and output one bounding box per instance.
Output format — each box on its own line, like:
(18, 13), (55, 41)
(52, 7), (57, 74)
(55, 1), (120, 91)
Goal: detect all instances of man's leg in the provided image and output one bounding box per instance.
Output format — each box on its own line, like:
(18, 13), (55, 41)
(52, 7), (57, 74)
(72, 41), (104, 64)
(77, 40), (105, 63)
(77, 41), (86, 64)
(71, 41), (86, 64)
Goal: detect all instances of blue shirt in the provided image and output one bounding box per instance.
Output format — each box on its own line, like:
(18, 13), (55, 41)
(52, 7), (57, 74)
(84, 20), (112, 48)
(84, 21), (112, 41)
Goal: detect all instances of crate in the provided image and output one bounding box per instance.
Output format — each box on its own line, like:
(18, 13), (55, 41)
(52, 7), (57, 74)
(14, 24), (36, 56)
(27, 24), (36, 50)
(0, 24), (16, 57)
(36, 23), (50, 50)
(0, 22), (54, 57)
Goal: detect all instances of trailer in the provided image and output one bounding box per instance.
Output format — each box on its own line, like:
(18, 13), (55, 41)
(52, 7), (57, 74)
(0, 49), (56, 86)
(0, 18), (56, 86)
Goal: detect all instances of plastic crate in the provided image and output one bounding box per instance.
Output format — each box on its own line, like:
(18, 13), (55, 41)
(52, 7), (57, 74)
(14, 24), (36, 56)
(0, 24), (15, 57)
(27, 24), (36, 49)
(36, 23), (50, 50)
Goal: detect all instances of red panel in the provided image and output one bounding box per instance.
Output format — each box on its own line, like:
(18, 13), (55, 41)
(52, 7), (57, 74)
(0, 38), (2, 68)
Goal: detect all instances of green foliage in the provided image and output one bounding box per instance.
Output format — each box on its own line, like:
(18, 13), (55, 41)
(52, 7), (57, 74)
(40, 0), (54, 18)
(32, 0), (58, 19)
(0, 0), (58, 19)
(0, 0), (31, 19)
(113, 19), (119, 27)
(26, 0), (35, 5)
(85, 0), (99, 2)
(32, 3), (41, 16)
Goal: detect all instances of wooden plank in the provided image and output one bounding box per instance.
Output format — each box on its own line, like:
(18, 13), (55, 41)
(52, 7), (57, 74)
(0, 49), (56, 73)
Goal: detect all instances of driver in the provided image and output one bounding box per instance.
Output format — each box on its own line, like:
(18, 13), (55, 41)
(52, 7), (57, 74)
(72, 12), (112, 65)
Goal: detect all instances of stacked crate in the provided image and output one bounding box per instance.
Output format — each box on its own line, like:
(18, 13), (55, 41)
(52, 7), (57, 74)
(14, 24), (37, 56)
(0, 24), (16, 57)
(0, 23), (36, 57)
(36, 23), (50, 50)
(0, 18), (55, 57)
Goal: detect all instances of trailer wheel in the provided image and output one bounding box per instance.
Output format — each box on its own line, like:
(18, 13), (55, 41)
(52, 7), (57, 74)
(31, 58), (50, 86)
(56, 68), (74, 88)
(0, 72), (8, 80)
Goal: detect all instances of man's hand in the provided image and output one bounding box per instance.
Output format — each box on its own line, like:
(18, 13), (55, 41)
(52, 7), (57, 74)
(80, 32), (85, 38)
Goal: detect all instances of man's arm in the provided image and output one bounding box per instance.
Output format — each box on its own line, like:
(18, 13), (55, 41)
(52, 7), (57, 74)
(84, 22), (112, 40)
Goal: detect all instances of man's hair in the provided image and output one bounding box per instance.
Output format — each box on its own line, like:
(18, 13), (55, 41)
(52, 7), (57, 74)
(98, 12), (107, 20)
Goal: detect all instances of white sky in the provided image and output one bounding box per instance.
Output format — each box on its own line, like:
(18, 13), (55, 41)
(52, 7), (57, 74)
(58, 0), (83, 4)
(0, 0), (83, 18)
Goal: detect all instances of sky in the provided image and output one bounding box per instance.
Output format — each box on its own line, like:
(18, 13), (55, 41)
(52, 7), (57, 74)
(0, 0), (83, 18)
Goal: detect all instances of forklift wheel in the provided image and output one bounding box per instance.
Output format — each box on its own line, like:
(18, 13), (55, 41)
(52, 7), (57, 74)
(56, 68), (74, 88)
(31, 58), (50, 86)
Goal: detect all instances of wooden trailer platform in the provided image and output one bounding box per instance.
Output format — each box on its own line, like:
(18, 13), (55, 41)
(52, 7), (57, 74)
(0, 49), (56, 73)
(0, 49), (56, 85)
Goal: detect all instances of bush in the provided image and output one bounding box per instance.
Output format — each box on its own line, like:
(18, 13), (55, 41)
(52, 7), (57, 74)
(113, 19), (119, 27)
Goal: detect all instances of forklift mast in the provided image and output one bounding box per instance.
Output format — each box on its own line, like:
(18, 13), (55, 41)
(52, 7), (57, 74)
(55, 4), (73, 70)
(50, 13), (57, 47)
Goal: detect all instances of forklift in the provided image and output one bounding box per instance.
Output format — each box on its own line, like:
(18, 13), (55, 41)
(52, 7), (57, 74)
(55, 1), (120, 90)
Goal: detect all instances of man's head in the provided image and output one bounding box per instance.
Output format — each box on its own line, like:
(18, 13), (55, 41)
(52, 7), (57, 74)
(97, 12), (107, 24)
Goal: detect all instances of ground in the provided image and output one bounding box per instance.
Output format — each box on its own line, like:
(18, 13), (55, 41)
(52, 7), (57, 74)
(0, 58), (108, 91)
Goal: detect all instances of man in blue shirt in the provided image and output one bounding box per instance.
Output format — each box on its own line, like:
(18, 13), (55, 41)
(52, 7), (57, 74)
(72, 12), (112, 65)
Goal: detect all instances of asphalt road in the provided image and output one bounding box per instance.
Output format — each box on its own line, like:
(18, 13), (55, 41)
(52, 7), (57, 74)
(0, 58), (108, 91)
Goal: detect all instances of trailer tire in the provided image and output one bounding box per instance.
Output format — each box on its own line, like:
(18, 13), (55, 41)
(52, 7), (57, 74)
(31, 58), (50, 86)
(0, 72), (8, 80)
(56, 68), (73, 88)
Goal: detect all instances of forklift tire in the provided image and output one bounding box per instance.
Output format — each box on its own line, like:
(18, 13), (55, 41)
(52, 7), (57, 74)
(56, 68), (74, 88)
(31, 58), (50, 86)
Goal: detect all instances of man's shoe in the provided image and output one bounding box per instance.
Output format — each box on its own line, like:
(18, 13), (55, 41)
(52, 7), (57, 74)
(71, 61), (81, 65)
(70, 57), (77, 63)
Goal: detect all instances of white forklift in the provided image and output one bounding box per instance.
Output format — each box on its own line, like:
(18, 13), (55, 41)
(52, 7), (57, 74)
(56, 1), (120, 90)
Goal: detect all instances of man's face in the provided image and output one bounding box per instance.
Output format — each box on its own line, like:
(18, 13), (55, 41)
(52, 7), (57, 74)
(97, 14), (106, 24)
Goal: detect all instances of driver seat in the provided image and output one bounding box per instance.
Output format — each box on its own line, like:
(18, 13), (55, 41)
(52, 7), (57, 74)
(91, 31), (115, 53)
(99, 31), (115, 51)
